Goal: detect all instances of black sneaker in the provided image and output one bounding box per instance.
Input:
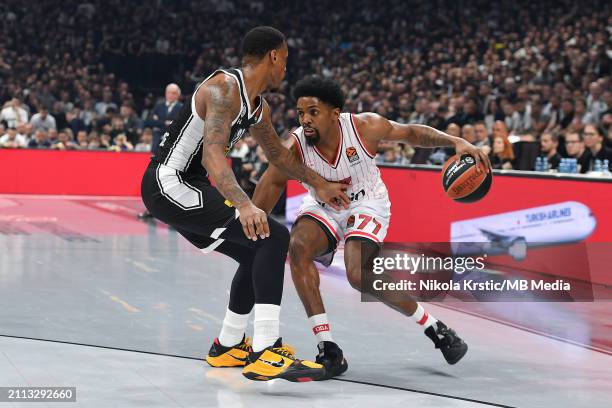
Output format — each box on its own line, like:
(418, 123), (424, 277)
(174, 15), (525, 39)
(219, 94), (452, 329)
(315, 341), (348, 380)
(425, 321), (468, 365)
(137, 210), (153, 219)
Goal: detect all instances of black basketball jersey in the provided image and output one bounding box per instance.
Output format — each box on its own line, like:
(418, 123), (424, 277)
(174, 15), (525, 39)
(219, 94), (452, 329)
(155, 68), (264, 176)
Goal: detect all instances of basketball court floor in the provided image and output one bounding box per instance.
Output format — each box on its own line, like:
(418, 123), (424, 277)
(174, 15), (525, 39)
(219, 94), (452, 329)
(1, 195), (610, 408)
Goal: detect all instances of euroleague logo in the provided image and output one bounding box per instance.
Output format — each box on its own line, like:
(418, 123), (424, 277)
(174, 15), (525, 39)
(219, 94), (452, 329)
(346, 146), (360, 163)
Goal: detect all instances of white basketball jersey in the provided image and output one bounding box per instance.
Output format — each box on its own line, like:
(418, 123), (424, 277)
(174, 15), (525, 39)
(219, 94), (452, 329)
(292, 112), (388, 204)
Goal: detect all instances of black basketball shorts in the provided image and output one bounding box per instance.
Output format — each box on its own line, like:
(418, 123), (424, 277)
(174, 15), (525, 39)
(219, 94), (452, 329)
(141, 159), (241, 252)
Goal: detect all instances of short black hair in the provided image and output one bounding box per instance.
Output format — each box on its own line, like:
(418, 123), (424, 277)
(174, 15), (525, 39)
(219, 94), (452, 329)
(241, 26), (285, 59)
(584, 123), (607, 139)
(292, 76), (345, 110)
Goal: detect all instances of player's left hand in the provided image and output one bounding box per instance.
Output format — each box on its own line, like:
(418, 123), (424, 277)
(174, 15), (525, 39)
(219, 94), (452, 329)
(315, 181), (350, 211)
(454, 139), (492, 174)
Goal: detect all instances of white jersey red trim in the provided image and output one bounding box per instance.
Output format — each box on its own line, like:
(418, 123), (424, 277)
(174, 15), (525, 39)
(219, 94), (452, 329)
(292, 112), (388, 204)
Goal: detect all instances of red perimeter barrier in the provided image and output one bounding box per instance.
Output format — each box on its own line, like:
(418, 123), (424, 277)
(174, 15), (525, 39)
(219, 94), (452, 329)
(2, 149), (610, 285)
(0, 149), (151, 196)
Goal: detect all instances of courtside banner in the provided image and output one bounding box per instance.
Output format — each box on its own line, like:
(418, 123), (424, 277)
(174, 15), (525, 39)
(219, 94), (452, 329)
(358, 242), (612, 302)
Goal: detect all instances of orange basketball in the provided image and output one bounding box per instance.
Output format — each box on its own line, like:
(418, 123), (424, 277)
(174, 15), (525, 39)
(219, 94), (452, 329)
(441, 154), (492, 203)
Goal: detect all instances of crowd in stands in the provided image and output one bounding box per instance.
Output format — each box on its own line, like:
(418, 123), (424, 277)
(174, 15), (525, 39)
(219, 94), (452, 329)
(0, 0), (610, 176)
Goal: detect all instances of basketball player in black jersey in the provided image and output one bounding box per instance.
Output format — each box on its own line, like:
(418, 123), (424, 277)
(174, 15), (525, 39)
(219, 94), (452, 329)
(141, 27), (350, 382)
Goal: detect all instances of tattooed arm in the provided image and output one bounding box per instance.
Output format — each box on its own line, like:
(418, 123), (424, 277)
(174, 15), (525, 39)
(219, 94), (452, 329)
(250, 101), (350, 210)
(199, 77), (249, 208)
(353, 112), (492, 171)
(197, 76), (269, 240)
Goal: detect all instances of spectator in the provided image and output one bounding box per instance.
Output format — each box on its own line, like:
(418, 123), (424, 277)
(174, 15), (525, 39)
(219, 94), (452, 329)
(66, 108), (88, 135)
(569, 99), (595, 130)
(558, 99), (575, 130)
(602, 112), (612, 148)
(1, 98), (28, 128)
(0, 0), (609, 179)
(527, 98), (549, 136)
(229, 139), (250, 161)
(539, 132), (561, 170)
(492, 120), (511, 142)
(0, 127), (27, 148)
(461, 124), (476, 144)
(135, 128), (153, 152)
(463, 98), (484, 125)
(250, 145), (270, 183)
(18, 123), (34, 143)
(100, 133), (113, 149)
(47, 128), (59, 145)
(52, 129), (77, 150)
(150, 83), (183, 154)
(95, 87), (118, 116)
(484, 99), (505, 131)
(88, 131), (102, 150)
(490, 133), (515, 170)
(140, 93), (156, 122)
(586, 82), (607, 121)
(96, 107), (117, 130)
(109, 133), (134, 152)
(119, 103), (143, 144)
(510, 99), (532, 135)
(382, 148), (410, 165)
(28, 129), (52, 149)
(30, 106), (57, 132)
(563, 130), (589, 173)
(473, 121), (491, 150)
(75, 130), (89, 149)
(582, 124), (612, 172)
(80, 100), (97, 128)
(51, 101), (68, 130)
(447, 96), (466, 127)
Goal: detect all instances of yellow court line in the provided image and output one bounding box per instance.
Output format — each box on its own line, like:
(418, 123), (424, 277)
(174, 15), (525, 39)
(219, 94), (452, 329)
(99, 289), (141, 313)
(125, 258), (159, 273)
(188, 307), (223, 325)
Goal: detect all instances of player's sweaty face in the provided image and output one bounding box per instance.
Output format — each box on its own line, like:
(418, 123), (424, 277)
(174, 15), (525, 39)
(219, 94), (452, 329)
(297, 97), (334, 146)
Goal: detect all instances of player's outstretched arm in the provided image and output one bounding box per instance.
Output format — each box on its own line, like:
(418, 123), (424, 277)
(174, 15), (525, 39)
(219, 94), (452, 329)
(252, 138), (305, 214)
(200, 79), (269, 240)
(250, 101), (350, 210)
(252, 162), (289, 214)
(354, 112), (491, 172)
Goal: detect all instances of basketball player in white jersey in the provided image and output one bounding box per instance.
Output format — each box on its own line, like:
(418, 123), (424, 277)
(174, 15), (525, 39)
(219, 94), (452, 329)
(253, 76), (491, 378)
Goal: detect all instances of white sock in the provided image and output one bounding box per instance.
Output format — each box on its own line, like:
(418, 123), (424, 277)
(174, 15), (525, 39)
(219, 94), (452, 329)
(309, 313), (333, 342)
(218, 308), (250, 347)
(411, 303), (437, 330)
(252, 304), (280, 352)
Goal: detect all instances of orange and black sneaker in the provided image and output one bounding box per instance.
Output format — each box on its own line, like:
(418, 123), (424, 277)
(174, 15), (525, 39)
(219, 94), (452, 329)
(205, 335), (251, 367)
(242, 338), (326, 382)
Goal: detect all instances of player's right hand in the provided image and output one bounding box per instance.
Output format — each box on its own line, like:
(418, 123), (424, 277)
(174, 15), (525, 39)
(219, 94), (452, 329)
(238, 202), (270, 241)
(315, 181), (350, 211)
